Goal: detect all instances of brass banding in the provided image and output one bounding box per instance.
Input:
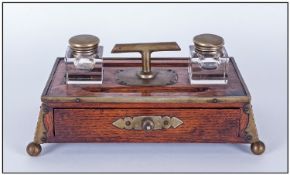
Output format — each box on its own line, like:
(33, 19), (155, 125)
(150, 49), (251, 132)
(73, 50), (96, 55)
(195, 45), (223, 51)
(195, 46), (222, 52)
(70, 46), (98, 51)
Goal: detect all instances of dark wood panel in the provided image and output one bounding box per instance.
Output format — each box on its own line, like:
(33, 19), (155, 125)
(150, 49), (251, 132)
(49, 108), (247, 143)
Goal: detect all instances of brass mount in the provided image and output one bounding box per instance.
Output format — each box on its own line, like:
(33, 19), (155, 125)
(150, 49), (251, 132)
(112, 42), (181, 80)
(112, 116), (183, 131)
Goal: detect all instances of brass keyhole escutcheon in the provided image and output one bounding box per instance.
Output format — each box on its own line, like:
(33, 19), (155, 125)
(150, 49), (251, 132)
(112, 116), (183, 130)
(142, 118), (155, 131)
(164, 120), (169, 126)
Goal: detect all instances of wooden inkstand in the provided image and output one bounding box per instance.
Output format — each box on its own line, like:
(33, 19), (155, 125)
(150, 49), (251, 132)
(26, 34), (265, 156)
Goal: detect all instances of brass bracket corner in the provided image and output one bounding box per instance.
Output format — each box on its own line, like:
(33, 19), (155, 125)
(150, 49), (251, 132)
(112, 116), (183, 131)
(33, 104), (48, 144)
(243, 104), (259, 143)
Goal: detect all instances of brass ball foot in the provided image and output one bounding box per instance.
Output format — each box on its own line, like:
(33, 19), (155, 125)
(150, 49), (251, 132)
(26, 142), (42, 156)
(251, 141), (265, 155)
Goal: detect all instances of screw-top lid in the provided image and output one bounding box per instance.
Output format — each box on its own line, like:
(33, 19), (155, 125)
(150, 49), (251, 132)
(193, 34), (224, 55)
(193, 33), (224, 47)
(69, 34), (100, 51)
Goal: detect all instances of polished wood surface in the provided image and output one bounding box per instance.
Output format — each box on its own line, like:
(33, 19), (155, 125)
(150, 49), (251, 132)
(40, 57), (251, 144)
(48, 108), (247, 143)
(43, 57), (248, 99)
(27, 57), (264, 156)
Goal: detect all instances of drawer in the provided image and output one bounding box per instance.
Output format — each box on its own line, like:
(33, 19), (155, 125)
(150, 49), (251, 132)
(51, 108), (245, 143)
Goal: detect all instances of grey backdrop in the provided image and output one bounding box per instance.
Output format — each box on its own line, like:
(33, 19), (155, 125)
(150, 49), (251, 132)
(3, 3), (288, 172)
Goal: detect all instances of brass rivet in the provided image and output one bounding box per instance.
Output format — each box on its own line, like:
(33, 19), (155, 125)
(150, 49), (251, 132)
(212, 99), (218, 103)
(244, 107), (249, 112)
(246, 135), (253, 141)
(164, 120), (169, 125)
(42, 108), (49, 113)
(125, 121), (131, 126)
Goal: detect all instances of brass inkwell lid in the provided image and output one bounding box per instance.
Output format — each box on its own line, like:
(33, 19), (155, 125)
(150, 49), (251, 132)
(69, 34), (100, 50)
(193, 33), (224, 56)
(69, 35), (100, 58)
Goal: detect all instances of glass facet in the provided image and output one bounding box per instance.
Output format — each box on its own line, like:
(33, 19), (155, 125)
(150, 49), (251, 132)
(188, 45), (229, 85)
(65, 46), (103, 84)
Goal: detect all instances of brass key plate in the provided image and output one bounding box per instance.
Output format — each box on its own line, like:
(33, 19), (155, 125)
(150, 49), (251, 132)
(116, 69), (178, 86)
(112, 116), (183, 130)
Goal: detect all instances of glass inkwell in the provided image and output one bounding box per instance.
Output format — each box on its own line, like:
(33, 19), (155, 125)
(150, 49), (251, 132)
(65, 34), (103, 84)
(188, 34), (229, 85)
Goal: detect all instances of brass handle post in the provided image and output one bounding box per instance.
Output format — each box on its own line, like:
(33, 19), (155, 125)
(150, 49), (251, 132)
(111, 42), (180, 79)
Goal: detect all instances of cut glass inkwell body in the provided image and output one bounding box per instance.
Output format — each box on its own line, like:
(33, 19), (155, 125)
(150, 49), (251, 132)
(65, 34), (103, 84)
(188, 34), (229, 85)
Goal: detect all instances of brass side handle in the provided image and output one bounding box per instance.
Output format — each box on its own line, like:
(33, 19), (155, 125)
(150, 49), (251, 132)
(111, 42), (181, 79)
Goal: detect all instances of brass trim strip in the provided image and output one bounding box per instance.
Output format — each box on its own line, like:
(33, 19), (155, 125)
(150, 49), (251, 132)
(41, 96), (250, 103)
(244, 105), (259, 143)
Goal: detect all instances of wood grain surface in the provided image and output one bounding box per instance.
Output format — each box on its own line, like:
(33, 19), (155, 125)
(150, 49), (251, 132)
(39, 57), (251, 144)
(43, 58), (248, 100)
(47, 108), (248, 143)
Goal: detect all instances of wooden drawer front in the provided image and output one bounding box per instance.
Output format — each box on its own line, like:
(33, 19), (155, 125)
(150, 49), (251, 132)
(52, 109), (244, 143)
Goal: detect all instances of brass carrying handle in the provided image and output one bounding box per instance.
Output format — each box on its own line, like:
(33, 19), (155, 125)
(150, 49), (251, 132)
(111, 42), (181, 79)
